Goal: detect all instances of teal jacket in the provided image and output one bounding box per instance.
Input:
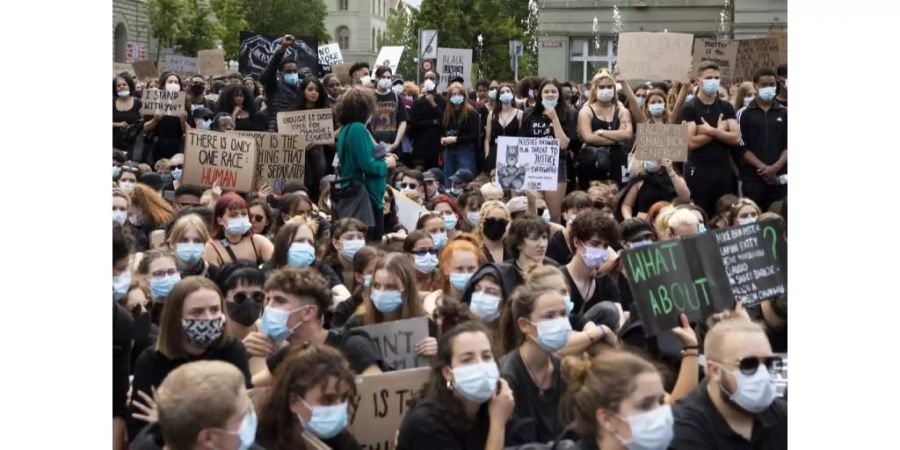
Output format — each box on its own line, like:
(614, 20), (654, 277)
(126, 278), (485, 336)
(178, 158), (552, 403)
(336, 121), (388, 210)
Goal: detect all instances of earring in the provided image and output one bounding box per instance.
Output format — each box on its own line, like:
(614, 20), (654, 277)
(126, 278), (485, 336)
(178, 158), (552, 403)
(446, 380), (454, 391)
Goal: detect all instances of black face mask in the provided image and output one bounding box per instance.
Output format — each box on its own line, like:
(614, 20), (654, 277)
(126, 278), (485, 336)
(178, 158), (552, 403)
(483, 219), (508, 241)
(227, 299), (263, 327)
(190, 84), (206, 96)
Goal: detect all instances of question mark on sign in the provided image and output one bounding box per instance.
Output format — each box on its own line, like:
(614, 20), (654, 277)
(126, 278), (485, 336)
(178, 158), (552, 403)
(763, 226), (778, 260)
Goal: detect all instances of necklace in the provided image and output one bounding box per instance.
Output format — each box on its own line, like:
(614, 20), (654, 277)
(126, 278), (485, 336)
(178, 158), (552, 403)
(520, 348), (551, 397)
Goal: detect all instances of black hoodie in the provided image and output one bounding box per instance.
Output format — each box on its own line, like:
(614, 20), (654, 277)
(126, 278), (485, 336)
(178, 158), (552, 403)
(459, 263), (519, 309)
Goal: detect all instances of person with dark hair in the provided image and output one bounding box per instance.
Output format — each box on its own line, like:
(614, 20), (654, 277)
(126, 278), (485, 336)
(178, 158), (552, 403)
(262, 34), (302, 131)
(173, 184), (205, 211)
(296, 76), (329, 202)
(143, 72), (189, 163)
(409, 71), (446, 170)
(349, 62), (372, 88)
(190, 106), (216, 130)
(218, 263), (266, 341)
(484, 83), (523, 174)
(775, 63), (787, 106)
(331, 245), (383, 328)
(399, 169), (427, 205)
(618, 157), (691, 221)
(441, 82), (480, 184)
(500, 215), (560, 289)
(560, 209), (621, 317)
(681, 61), (742, 217)
(323, 73), (343, 107)
(113, 223), (135, 450)
(216, 84), (266, 131)
(545, 191), (594, 265)
(371, 66), (409, 164)
(186, 75), (218, 125)
(736, 67), (788, 211)
(263, 221), (349, 302)
(113, 73), (143, 153)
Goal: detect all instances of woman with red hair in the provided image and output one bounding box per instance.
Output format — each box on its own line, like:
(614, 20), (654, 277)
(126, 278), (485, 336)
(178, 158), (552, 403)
(203, 193), (274, 266)
(423, 239), (486, 315)
(431, 194), (465, 241)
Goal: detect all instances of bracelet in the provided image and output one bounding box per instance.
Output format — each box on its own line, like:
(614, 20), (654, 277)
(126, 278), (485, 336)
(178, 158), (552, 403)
(681, 350), (699, 358)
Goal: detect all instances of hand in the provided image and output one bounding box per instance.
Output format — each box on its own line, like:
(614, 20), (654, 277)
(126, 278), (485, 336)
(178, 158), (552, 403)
(613, 302), (630, 333)
(698, 117), (717, 135)
(488, 378), (515, 424)
(153, 114), (163, 122)
(446, 136), (458, 145)
(132, 387), (158, 423)
(280, 35), (295, 50)
(543, 105), (558, 121)
(390, 229), (408, 241)
(233, 106), (243, 116)
(598, 247), (620, 275)
(257, 184), (273, 199)
(758, 165), (778, 183)
(179, 112), (188, 123)
(385, 154), (397, 169)
(415, 336), (438, 356)
(715, 114), (727, 131)
(242, 332), (278, 358)
(660, 158), (676, 176)
(670, 313), (698, 348)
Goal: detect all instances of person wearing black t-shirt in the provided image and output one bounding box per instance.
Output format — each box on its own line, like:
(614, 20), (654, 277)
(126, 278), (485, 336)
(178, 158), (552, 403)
(113, 224), (134, 450)
(680, 61), (742, 217)
(371, 66), (409, 155)
(186, 75), (218, 125)
(296, 77), (331, 201)
(113, 74), (143, 152)
(546, 191), (594, 265)
(216, 84), (267, 131)
(560, 210), (622, 316)
(142, 72), (189, 164)
(410, 71), (446, 170)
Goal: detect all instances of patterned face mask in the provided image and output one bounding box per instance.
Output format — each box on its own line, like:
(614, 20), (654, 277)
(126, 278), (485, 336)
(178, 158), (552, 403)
(181, 316), (226, 348)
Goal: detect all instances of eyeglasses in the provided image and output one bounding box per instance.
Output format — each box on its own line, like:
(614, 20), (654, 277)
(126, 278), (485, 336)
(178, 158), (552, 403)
(232, 291), (265, 304)
(400, 183), (418, 190)
(249, 214), (266, 223)
(412, 248), (438, 256)
(150, 268), (179, 279)
(734, 356), (783, 376)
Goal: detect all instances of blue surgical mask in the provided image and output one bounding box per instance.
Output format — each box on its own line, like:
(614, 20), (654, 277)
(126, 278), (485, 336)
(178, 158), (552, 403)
(340, 238), (365, 260)
(201, 119), (213, 130)
(541, 209), (551, 223)
(260, 306), (307, 344)
(469, 291), (501, 322)
(614, 404), (674, 450)
(431, 231), (448, 250)
(362, 274), (372, 288)
(112, 210), (128, 226)
(450, 95), (464, 105)
(466, 211), (480, 226)
(531, 316), (572, 352)
(499, 92), (514, 104)
(698, 223), (707, 234)
(702, 79), (720, 95)
(230, 408), (258, 450)
(643, 160), (660, 173)
(113, 271), (131, 302)
(488, 89), (497, 100)
(283, 73), (299, 86)
(414, 253), (439, 274)
(371, 289), (403, 313)
(112, 166), (122, 180)
(443, 214), (458, 230)
(757, 86), (777, 102)
(226, 217), (252, 235)
(636, 97), (646, 108)
(117, 90), (130, 97)
(299, 401), (349, 439)
(541, 99), (557, 110)
(563, 294), (574, 315)
(449, 272), (473, 291)
(719, 362), (777, 414)
(452, 361), (500, 403)
(176, 242), (205, 264)
(171, 167), (182, 181)
(685, 94), (695, 103)
(288, 242), (316, 267)
(581, 245), (609, 269)
(649, 103), (665, 117)
(150, 274), (181, 302)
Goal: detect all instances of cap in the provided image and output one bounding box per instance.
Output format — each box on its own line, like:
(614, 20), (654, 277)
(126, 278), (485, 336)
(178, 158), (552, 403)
(282, 181), (308, 195)
(449, 75), (465, 85)
(392, 74), (405, 85)
(450, 169), (474, 184)
(620, 219), (654, 242)
(506, 196), (528, 214)
(139, 172), (164, 190)
(425, 168), (445, 183)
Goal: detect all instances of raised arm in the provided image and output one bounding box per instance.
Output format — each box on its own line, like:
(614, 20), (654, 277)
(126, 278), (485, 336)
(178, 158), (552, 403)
(621, 81), (647, 123)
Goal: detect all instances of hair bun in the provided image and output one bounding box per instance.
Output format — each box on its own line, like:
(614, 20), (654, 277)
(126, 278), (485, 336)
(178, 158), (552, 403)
(561, 354), (592, 390)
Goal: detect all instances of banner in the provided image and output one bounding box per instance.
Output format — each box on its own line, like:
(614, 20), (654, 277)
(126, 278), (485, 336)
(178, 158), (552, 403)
(276, 109), (336, 145)
(139, 89), (186, 117)
(436, 48), (472, 92)
(616, 32), (694, 82)
(767, 31), (788, 66)
(733, 38), (780, 82)
(165, 54), (199, 75)
(233, 131), (306, 192)
(391, 187), (428, 232)
(374, 46), (405, 74)
(356, 317), (430, 370)
(318, 43), (344, 73)
(239, 32), (319, 77)
(692, 38), (739, 82)
(197, 49), (227, 77)
(183, 129), (258, 192)
(621, 221), (786, 336)
(634, 123), (689, 162)
(495, 137), (560, 191)
(348, 368), (431, 450)
(132, 60), (159, 80)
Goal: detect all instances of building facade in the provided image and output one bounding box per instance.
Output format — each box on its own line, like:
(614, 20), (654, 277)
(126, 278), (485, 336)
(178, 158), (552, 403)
(324, 0), (409, 65)
(113, 0), (156, 63)
(537, 0), (787, 84)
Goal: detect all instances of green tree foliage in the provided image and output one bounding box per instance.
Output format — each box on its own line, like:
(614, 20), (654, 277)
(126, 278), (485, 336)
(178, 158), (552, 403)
(244, 0), (330, 42)
(379, 6), (418, 80)
(210, 0), (248, 61)
(173, 0), (217, 56)
(148, 0), (184, 61)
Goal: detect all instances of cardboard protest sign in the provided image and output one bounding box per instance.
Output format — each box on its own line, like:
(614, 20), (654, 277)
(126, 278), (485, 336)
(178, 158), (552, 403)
(318, 43), (344, 73)
(233, 131), (306, 192)
(436, 48), (472, 92)
(348, 368), (430, 450)
(733, 38), (780, 82)
(634, 123), (689, 162)
(356, 317), (430, 370)
(622, 220), (786, 336)
(132, 60), (159, 80)
(239, 32), (319, 77)
(165, 54), (199, 75)
(183, 129), (258, 192)
(332, 63), (353, 85)
(692, 38), (738, 82)
(616, 32), (694, 82)
(276, 109), (336, 145)
(139, 89), (186, 117)
(197, 49), (227, 77)
(374, 46), (405, 74)
(767, 31), (788, 66)
(495, 137), (560, 191)
(391, 187), (428, 231)
(113, 63), (135, 77)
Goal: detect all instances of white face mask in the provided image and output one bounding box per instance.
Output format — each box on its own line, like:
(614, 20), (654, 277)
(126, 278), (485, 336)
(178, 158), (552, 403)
(392, 84), (404, 95)
(377, 78), (392, 91)
(360, 75), (373, 87)
(423, 79), (436, 92)
(613, 404), (675, 450)
(165, 83), (181, 93)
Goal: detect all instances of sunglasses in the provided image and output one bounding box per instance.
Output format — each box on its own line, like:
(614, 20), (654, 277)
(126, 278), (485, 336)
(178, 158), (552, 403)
(412, 248), (438, 256)
(249, 214), (266, 223)
(232, 291), (265, 304)
(171, 164), (183, 170)
(400, 183), (418, 190)
(734, 356), (783, 376)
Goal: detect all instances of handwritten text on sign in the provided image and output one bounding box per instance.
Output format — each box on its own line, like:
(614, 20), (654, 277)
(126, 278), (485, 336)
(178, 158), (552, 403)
(183, 129), (257, 192)
(616, 32), (694, 82)
(495, 137), (560, 191)
(692, 38), (738, 82)
(348, 368), (430, 450)
(356, 317), (430, 370)
(712, 222), (787, 307)
(233, 131), (306, 192)
(733, 38), (780, 82)
(436, 48), (472, 92)
(164, 54), (199, 75)
(634, 123), (689, 162)
(276, 109), (336, 145)
(140, 90), (186, 117)
(318, 43), (344, 72)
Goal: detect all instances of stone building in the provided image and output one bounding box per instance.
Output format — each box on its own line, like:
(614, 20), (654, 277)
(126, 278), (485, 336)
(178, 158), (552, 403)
(324, 0), (412, 64)
(113, 0), (156, 63)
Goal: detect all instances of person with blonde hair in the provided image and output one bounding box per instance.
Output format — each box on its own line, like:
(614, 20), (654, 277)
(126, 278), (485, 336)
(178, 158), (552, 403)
(480, 182), (504, 203)
(728, 197), (762, 227)
(619, 157), (690, 221)
(665, 208), (701, 239)
(732, 81), (757, 111)
(113, 188), (130, 226)
(652, 205), (677, 240)
(473, 201), (511, 264)
(577, 69), (633, 189)
(167, 213), (218, 280)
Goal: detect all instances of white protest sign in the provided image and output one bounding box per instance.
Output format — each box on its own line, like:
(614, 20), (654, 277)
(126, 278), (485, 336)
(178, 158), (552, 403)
(318, 43), (344, 72)
(616, 32), (694, 82)
(276, 109), (336, 145)
(436, 48), (472, 92)
(495, 137), (560, 191)
(348, 368), (430, 450)
(164, 54), (199, 75)
(374, 46), (405, 74)
(356, 317), (430, 370)
(390, 187), (428, 232)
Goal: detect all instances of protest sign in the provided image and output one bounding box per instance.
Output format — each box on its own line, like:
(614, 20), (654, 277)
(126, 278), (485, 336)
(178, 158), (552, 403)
(140, 89), (186, 117)
(634, 123), (689, 162)
(332, 63), (353, 85)
(132, 59), (158, 80)
(113, 63), (135, 77)
(276, 109), (336, 145)
(233, 131), (306, 192)
(436, 48), (472, 92)
(692, 38), (739, 81)
(391, 187), (428, 232)
(733, 38), (780, 82)
(356, 317), (430, 370)
(616, 32), (694, 82)
(165, 54), (199, 75)
(374, 46), (405, 74)
(318, 43), (344, 72)
(183, 129), (258, 192)
(767, 31), (788, 66)
(348, 368), (430, 450)
(198, 49), (227, 77)
(239, 32), (319, 77)
(622, 220), (786, 336)
(495, 137), (560, 191)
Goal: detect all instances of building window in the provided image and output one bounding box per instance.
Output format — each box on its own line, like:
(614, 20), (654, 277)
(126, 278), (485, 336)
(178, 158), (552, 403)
(337, 26), (350, 50)
(338, 0), (348, 10)
(569, 39), (616, 84)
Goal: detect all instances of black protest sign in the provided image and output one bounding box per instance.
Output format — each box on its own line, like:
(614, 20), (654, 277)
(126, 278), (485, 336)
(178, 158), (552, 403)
(348, 368), (430, 450)
(238, 32), (319, 77)
(233, 131), (305, 192)
(355, 317), (430, 370)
